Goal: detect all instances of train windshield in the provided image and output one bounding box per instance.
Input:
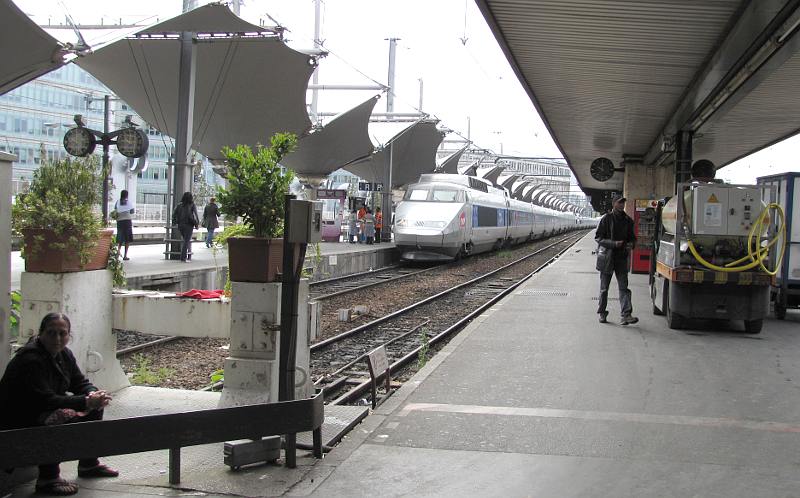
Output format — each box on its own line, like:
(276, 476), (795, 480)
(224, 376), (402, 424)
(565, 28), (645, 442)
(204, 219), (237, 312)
(404, 187), (463, 202)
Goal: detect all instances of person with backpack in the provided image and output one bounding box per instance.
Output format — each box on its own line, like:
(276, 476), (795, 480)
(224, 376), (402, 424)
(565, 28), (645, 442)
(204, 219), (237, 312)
(172, 191), (199, 262)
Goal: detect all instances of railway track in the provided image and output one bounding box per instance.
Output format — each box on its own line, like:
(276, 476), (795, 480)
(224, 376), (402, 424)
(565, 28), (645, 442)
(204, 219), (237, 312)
(116, 232), (585, 357)
(310, 232), (584, 405)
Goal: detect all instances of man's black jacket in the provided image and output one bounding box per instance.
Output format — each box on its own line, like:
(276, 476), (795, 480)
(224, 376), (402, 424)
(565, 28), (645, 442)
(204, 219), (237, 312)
(595, 210), (637, 254)
(0, 338), (97, 429)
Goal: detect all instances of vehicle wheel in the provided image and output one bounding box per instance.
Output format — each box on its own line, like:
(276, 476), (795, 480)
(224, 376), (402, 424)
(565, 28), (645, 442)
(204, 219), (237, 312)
(744, 319), (763, 334)
(651, 281), (664, 315)
(775, 302), (787, 320)
(664, 286), (684, 329)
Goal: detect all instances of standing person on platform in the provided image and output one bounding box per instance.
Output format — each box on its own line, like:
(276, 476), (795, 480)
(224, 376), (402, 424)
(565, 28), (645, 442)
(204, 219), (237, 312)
(113, 190), (135, 261)
(202, 197), (220, 248)
(357, 205), (367, 244)
(374, 207), (383, 243)
(0, 313), (119, 496)
(363, 208), (376, 245)
(172, 191), (199, 262)
(595, 193), (638, 325)
(347, 209), (358, 243)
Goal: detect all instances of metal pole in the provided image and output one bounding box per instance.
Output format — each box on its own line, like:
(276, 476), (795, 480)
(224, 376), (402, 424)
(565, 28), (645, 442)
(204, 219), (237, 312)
(418, 78), (423, 112)
(386, 38), (398, 113)
(170, 31), (197, 259)
(310, 0), (322, 121)
(384, 143), (394, 242)
(675, 130), (693, 190)
(279, 194), (304, 468)
(102, 95), (110, 225)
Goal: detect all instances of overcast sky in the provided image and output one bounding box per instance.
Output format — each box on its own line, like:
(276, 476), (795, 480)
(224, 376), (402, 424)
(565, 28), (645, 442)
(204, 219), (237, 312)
(15, 0), (799, 185)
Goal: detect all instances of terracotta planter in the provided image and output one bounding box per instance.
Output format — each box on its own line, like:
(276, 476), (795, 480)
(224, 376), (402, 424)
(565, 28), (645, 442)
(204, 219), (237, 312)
(228, 237), (284, 283)
(22, 229), (113, 273)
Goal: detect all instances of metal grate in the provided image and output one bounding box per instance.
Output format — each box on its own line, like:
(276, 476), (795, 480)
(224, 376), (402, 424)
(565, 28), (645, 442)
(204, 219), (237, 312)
(591, 297), (619, 301)
(568, 271), (597, 274)
(517, 290), (570, 296)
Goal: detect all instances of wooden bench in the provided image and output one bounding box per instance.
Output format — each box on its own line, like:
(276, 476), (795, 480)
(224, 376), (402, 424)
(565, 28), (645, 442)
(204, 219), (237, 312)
(0, 392), (323, 485)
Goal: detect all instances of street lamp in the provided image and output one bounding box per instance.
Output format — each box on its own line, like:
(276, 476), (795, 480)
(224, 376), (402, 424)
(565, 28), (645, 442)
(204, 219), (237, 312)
(63, 112), (149, 223)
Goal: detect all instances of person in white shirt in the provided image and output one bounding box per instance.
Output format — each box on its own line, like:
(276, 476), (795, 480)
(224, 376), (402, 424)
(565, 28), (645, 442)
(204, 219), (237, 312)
(114, 190), (135, 261)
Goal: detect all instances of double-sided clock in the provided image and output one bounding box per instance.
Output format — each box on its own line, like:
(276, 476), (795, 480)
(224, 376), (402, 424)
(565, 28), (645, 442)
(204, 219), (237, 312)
(116, 128), (149, 158)
(63, 127), (96, 157)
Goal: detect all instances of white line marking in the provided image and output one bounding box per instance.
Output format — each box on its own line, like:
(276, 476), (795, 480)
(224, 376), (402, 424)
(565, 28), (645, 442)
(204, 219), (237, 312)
(398, 403), (800, 434)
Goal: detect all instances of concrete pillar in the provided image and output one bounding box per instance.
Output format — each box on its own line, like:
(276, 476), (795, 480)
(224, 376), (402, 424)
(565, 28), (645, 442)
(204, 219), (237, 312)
(220, 280), (313, 406)
(623, 160), (675, 217)
(0, 152), (14, 373)
(219, 279), (314, 465)
(19, 271), (129, 392)
(219, 281), (282, 406)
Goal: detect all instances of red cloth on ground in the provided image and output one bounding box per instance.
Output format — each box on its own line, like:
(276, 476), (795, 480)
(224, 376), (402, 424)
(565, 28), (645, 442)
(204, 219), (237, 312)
(176, 289), (225, 299)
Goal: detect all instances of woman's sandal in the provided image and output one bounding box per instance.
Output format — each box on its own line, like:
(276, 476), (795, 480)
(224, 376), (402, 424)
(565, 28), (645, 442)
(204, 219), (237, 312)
(35, 478), (79, 496)
(77, 463), (119, 478)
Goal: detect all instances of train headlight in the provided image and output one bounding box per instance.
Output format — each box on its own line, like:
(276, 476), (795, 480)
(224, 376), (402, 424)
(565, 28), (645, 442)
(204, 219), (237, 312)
(396, 218), (407, 227)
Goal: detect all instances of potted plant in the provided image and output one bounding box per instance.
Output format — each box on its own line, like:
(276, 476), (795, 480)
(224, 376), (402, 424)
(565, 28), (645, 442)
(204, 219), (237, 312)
(12, 156), (114, 273)
(217, 132), (297, 282)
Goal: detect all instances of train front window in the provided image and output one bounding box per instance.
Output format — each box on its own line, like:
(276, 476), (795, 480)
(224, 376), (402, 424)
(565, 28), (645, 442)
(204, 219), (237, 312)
(431, 189), (460, 202)
(407, 188), (429, 201)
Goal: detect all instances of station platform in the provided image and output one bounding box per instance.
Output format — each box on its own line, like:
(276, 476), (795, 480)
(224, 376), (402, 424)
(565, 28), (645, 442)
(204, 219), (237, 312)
(6, 232), (800, 497)
(10, 238), (398, 291)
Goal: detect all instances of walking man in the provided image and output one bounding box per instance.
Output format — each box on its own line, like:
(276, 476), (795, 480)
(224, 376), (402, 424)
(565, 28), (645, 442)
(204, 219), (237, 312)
(595, 193), (638, 325)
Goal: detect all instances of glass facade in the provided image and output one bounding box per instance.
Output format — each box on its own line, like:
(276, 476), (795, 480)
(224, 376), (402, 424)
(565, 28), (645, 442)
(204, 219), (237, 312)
(0, 64), (222, 207)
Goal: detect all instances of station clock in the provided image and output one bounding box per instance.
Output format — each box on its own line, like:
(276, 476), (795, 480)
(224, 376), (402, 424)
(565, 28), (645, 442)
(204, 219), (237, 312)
(115, 127), (149, 158)
(63, 127), (96, 157)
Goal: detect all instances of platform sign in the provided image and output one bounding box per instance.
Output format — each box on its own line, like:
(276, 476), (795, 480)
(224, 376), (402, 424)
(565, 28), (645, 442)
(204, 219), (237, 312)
(366, 346), (391, 409)
(358, 182), (384, 192)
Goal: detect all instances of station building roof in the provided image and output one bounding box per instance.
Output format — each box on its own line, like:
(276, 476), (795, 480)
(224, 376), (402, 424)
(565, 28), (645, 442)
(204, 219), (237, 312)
(476, 0), (800, 194)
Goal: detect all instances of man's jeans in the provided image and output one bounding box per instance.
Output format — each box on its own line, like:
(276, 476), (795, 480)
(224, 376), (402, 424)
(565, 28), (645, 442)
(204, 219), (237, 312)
(598, 264), (633, 317)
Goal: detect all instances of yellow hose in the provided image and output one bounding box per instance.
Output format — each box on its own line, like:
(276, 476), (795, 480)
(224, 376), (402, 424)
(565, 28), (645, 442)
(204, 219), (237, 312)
(686, 202), (786, 275)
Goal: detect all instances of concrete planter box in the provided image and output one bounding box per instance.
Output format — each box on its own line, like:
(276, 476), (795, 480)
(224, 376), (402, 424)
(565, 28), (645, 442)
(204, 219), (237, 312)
(22, 228), (113, 273)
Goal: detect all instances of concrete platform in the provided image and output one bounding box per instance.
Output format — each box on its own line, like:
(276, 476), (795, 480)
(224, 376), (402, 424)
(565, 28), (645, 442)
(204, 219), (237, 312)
(307, 231), (800, 497)
(11, 239), (398, 291)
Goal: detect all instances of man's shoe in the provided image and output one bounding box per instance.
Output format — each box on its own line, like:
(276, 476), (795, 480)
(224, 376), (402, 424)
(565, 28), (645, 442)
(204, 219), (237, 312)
(621, 315), (639, 325)
(598, 313), (608, 324)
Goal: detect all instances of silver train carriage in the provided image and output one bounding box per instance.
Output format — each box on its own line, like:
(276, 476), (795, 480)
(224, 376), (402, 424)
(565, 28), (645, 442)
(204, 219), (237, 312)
(394, 174), (591, 261)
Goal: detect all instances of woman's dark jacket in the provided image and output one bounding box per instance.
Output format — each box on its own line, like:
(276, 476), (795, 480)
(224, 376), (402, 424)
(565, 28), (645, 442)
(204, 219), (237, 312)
(202, 203), (220, 230)
(0, 339), (96, 429)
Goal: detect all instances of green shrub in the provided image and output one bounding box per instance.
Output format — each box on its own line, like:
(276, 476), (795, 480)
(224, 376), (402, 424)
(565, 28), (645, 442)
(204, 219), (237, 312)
(11, 156), (103, 267)
(216, 133), (297, 239)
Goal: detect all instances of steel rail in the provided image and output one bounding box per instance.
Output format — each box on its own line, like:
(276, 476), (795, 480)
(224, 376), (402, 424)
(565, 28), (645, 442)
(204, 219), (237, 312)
(314, 319), (431, 386)
(311, 233), (579, 353)
(310, 265), (449, 301)
(329, 233), (582, 405)
(116, 336), (181, 357)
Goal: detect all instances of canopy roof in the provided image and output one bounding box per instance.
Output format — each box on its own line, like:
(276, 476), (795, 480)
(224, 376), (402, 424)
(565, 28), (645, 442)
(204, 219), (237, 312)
(476, 0), (800, 193)
(0, 0), (69, 95)
(281, 95), (380, 179)
(345, 120), (444, 188)
(76, 3), (314, 161)
(436, 146), (468, 174)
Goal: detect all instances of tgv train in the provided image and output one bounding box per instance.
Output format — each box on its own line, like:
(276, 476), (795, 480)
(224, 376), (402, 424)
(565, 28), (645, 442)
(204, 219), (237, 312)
(394, 174), (596, 261)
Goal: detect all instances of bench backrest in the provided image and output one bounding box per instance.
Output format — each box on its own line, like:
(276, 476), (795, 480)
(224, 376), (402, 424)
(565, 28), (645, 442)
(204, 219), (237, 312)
(0, 392), (323, 471)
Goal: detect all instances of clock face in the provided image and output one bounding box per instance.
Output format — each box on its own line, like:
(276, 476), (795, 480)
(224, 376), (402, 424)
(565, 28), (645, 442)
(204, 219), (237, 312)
(116, 128), (149, 158)
(63, 127), (96, 157)
(590, 157), (615, 182)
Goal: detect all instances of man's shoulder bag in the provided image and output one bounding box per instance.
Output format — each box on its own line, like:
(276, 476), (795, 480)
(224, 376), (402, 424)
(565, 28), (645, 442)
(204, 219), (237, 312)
(595, 214), (615, 273)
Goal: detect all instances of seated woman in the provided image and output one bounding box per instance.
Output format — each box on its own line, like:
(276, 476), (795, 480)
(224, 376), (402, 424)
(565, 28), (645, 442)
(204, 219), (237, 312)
(0, 313), (119, 496)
